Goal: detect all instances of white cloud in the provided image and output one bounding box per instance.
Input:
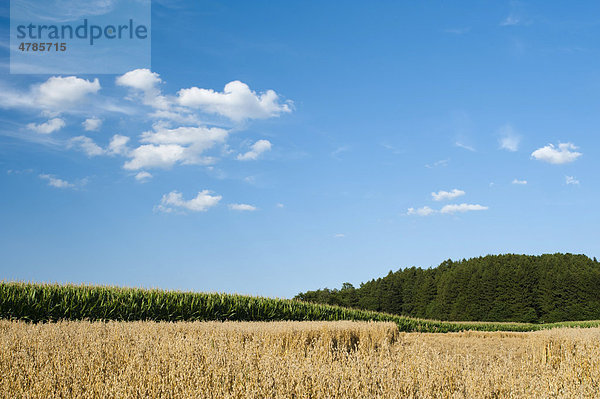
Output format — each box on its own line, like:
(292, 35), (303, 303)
(124, 144), (186, 170)
(565, 176), (580, 185)
(500, 15), (521, 26)
(455, 142), (476, 152)
(140, 125), (228, 147)
(331, 145), (350, 160)
(432, 189), (465, 201)
(498, 124), (520, 151)
(83, 117), (102, 131)
(0, 76), (100, 112)
(135, 171), (153, 182)
(512, 179), (527, 185)
(228, 203), (258, 211)
(407, 206), (435, 216)
(68, 136), (105, 156)
(123, 125), (228, 170)
(333, 233), (346, 238)
(34, 76), (101, 109)
(236, 139), (272, 161)
(425, 159), (449, 168)
(157, 190), (221, 213)
(27, 118), (65, 134)
(108, 134), (130, 156)
(116, 69), (168, 109)
(531, 142), (582, 164)
(116, 69), (162, 92)
(440, 203), (488, 214)
(177, 80), (291, 121)
(39, 174), (74, 188)
(276, 203), (285, 208)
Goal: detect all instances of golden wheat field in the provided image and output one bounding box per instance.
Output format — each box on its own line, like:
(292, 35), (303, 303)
(1, 320), (600, 398)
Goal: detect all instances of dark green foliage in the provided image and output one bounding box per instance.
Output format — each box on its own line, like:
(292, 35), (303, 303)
(295, 253), (600, 323)
(3, 281), (599, 332)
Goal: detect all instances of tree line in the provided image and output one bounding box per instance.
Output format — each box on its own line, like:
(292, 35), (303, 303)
(295, 254), (600, 323)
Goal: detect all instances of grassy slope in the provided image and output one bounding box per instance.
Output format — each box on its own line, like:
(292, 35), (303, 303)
(1, 282), (599, 332)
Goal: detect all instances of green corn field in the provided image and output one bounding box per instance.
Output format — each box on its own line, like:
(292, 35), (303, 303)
(1, 281), (599, 332)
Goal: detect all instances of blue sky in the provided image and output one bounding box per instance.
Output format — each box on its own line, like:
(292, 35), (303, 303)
(1, 1), (599, 298)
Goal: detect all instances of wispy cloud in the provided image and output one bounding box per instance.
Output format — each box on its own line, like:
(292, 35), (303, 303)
(425, 159), (449, 168)
(407, 203), (488, 216)
(512, 179), (527, 185)
(565, 176), (580, 185)
(455, 141), (476, 152)
(331, 145), (350, 160)
(407, 206), (435, 216)
(440, 203), (488, 214)
(444, 27), (471, 35)
(228, 203), (257, 211)
(498, 124), (521, 151)
(500, 15), (521, 26)
(39, 174), (75, 189)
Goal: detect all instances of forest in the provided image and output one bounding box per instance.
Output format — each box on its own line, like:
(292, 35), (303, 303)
(295, 254), (600, 323)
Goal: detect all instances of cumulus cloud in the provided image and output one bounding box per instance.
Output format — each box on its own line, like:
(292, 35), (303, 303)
(116, 69), (162, 92)
(83, 117), (102, 131)
(531, 143), (581, 164)
(27, 118), (65, 134)
(116, 68), (168, 109)
(431, 189), (465, 201)
(34, 76), (101, 109)
(0, 76), (100, 113)
(4, 70), (294, 184)
(68, 136), (105, 156)
(108, 134), (130, 156)
(440, 203), (488, 214)
(407, 206), (435, 216)
(135, 171), (153, 182)
(236, 139), (272, 161)
(123, 125), (228, 170)
(124, 144), (186, 170)
(177, 80), (291, 122)
(512, 179), (527, 185)
(39, 174), (74, 188)
(156, 190), (221, 213)
(498, 124), (520, 151)
(228, 203), (258, 211)
(565, 176), (580, 185)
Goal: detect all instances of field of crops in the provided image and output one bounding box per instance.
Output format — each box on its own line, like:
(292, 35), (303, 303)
(2, 320), (599, 398)
(3, 282), (600, 332)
